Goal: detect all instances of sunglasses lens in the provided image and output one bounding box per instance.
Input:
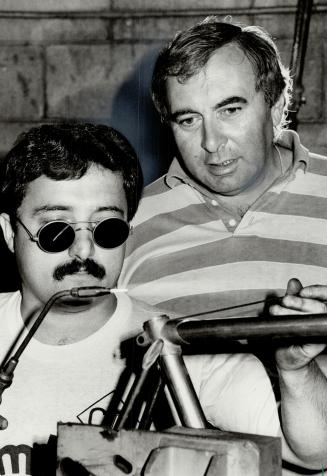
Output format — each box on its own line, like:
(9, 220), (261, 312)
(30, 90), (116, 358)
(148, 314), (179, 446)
(38, 222), (75, 253)
(94, 218), (130, 249)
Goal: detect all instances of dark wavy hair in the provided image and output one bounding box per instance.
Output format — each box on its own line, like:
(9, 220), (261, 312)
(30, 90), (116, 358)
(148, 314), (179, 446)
(0, 122), (143, 222)
(152, 16), (292, 133)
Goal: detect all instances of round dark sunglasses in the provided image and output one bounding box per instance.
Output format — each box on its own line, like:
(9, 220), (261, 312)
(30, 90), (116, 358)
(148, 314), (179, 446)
(16, 217), (131, 253)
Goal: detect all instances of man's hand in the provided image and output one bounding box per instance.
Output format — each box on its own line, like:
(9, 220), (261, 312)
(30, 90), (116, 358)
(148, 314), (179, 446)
(269, 278), (327, 467)
(270, 278), (327, 370)
(271, 278), (327, 315)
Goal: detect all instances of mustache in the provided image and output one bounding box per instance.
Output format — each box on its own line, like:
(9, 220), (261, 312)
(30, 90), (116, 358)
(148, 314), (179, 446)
(53, 259), (106, 281)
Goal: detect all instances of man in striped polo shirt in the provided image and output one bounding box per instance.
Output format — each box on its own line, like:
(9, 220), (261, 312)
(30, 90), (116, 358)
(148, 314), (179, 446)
(119, 17), (327, 473)
(120, 18), (327, 322)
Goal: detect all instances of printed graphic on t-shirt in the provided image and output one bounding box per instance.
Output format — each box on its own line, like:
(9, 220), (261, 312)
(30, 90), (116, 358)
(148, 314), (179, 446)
(0, 445), (31, 476)
(76, 391), (118, 425)
(0, 391), (119, 475)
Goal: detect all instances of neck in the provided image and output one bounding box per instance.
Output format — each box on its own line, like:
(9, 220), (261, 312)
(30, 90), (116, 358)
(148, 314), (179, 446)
(20, 293), (117, 345)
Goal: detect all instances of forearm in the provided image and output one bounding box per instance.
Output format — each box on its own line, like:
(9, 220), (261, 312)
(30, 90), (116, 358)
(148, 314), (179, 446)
(279, 359), (327, 466)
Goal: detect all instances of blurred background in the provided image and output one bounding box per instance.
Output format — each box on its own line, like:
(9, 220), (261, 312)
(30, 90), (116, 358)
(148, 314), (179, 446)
(0, 0), (326, 290)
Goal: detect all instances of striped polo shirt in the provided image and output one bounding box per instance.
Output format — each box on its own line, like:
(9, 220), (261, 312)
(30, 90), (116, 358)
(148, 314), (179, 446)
(119, 131), (327, 319)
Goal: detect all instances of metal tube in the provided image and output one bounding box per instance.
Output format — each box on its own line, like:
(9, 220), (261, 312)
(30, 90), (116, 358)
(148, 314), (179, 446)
(137, 374), (165, 430)
(143, 315), (207, 429)
(160, 353), (207, 429)
(162, 313), (327, 346)
(113, 339), (163, 430)
(114, 369), (150, 431)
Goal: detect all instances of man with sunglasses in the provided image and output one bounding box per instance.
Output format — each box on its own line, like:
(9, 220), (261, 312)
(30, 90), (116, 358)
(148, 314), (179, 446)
(0, 122), (290, 475)
(0, 122), (165, 474)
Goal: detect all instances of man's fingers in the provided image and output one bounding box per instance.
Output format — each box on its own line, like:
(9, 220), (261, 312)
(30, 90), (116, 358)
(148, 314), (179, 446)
(270, 304), (304, 316)
(299, 285), (327, 301)
(301, 343), (327, 358)
(272, 280), (327, 371)
(271, 295), (327, 315)
(286, 278), (303, 296)
(284, 295), (327, 313)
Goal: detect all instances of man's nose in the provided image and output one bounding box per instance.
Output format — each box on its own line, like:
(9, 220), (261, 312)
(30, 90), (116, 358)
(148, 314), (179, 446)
(68, 228), (95, 261)
(201, 120), (227, 153)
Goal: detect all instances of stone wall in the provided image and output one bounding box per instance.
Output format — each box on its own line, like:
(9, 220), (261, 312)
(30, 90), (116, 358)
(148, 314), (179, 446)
(0, 0), (326, 186)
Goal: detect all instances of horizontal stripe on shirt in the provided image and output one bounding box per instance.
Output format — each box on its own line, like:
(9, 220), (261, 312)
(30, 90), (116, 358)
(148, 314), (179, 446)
(122, 236), (327, 287)
(120, 131), (327, 318)
(124, 261), (327, 307)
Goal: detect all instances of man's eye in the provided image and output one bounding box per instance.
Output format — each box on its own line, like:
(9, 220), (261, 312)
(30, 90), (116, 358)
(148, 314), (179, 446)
(219, 107), (242, 117)
(177, 116), (200, 129)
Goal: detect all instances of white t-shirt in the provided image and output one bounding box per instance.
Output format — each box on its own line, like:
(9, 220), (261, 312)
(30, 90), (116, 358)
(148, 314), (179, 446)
(0, 291), (279, 475)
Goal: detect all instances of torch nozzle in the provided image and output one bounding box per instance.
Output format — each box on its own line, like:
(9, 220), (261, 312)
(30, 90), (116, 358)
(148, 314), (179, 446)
(69, 286), (127, 298)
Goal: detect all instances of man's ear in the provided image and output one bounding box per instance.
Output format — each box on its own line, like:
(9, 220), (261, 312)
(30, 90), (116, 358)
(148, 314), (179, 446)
(271, 94), (285, 128)
(0, 213), (15, 253)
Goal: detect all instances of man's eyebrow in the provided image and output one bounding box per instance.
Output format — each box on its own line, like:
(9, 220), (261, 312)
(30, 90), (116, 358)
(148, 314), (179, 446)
(169, 97), (247, 121)
(213, 96), (247, 110)
(96, 206), (125, 216)
(32, 205), (71, 216)
(32, 205), (125, 216)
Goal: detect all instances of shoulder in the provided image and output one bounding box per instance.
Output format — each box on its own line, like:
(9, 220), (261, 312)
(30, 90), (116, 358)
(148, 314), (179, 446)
(308, 152), (327, 161)
(127, 295), (179, 333)
(130, 175), (173, 228)
(129, 296), (178, 322)
(279, 130), (327, 175)
(0, 291), (22, 346)
(143, 175), (170, 198)
(0, 290), (21, 309)
(132, 177), (199, 230)
(306, 150), (327, 173)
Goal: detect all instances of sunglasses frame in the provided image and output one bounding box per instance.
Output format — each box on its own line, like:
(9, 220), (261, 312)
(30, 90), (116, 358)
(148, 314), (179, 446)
(16, 216), (131, 253)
